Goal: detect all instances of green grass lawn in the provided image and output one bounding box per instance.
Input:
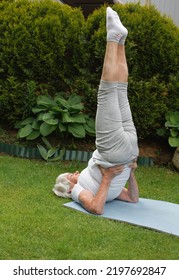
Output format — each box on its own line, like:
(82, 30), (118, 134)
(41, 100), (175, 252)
(0, 155), (179, 260)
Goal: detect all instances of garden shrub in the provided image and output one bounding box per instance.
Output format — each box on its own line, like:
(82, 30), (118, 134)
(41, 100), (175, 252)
(1, 1), (178, 140)
(83, 3), (179, 138)
(0, 0), (85, 126)
(128, 76), (168, 138)
(166, 73), (179, 112)
(0, 77), (38, 125)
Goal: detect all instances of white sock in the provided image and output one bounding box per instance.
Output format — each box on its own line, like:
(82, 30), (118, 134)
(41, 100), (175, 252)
(106, 7), (128, 44)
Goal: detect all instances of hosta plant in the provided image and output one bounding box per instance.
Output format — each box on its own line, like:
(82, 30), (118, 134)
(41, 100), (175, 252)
(15, 93), (95, 141)
(157, 111), (179, 147)
(37, 137), (65, 162)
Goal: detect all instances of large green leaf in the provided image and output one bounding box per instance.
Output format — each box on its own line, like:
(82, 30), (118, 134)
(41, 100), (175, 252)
(19, 124), (33, 138)
(42, 112), (56, 121)
(84, 118), (95, 135)
(40, 122), (57, 136)
(44, 118), (59, 125)
(165, 111), (179, 127)
(47, 147), (58, 159)
(37, 144), (48, 160)
(37, 95), (56, 107)
(37, 112), (45, 121)
(58, 122), (67, 133)
(26, 130), (40, 140)
(56, 97), (70, 109)
(51, 106), (67, 113)
(68, 94), (81, 105)
(20, 117), (34, 126)
(68, 123), (86, 138)
(68, 94), (83, 112)
(165, 121), (179, 128)
(69, 104), (84, 112)
(32, 107), (46, 114)
(170, 111), (179, 125)
(48, 148), (66, 162)
(170, 128), (178, 137)
(62, 112), (86, 123)
(42, 137), (52, 149)
(32, 119), (40, 130)
(169, 136), (179, 147)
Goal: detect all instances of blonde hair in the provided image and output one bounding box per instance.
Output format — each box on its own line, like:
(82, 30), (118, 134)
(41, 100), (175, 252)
(53, 173), (72, 198)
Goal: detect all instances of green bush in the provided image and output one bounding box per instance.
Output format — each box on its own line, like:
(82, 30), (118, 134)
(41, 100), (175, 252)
(0, 77), (38, 125)
(83, 3), (179, 138)
(84, 3), (179, 82)
(0, 0), (85, 125)
(166, 73), (179, 112)
(128, 76), (168, 138)
(1, 1), (179, 140)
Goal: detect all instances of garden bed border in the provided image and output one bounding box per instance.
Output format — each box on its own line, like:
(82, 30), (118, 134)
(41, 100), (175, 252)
(0, 142), (153, 166)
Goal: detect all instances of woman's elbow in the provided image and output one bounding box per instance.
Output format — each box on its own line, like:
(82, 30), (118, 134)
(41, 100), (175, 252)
(79, 193), (104, 215)
(89, 203), (104, 215)
(93, 207), (104, 215)
(83, 201), (104, 215)
(130, 196), (139, 203)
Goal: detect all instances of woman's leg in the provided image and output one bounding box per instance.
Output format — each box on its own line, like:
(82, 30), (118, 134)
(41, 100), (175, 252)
(95, 7), (138, 164)
(101, 7), (128, 83)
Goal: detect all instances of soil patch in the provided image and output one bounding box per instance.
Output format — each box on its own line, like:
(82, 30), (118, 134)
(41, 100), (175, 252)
(138, 138), (173, 166)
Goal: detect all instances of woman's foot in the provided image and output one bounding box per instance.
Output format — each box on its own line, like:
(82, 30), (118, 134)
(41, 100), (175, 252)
(113, 0), (124, 5)
(106, 7), (128, 45)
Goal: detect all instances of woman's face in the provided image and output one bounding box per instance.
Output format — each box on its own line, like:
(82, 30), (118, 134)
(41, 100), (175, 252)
(67, 171), (80, 185)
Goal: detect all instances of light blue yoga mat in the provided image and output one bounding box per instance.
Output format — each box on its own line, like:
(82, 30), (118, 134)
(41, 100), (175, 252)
(64, 198), (179, 236)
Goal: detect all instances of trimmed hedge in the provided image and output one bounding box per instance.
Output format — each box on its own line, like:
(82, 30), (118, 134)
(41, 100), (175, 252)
(83, 3), (179, 82)
(82, 3), (179, 138)
(0, 1), (179, 140)
(128, 76), (168, 138)
(0, 0), (85, 125)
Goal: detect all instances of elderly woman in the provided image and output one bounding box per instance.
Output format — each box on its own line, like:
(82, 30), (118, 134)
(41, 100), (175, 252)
(53, 7), (139, 215)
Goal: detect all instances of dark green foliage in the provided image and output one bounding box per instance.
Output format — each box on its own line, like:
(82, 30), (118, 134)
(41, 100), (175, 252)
(0, 77), (38, 125)
(82, 5), (106, 85)
(1, 1), (179, 140)
(83, 3), (179, 138)
(128, 76), (168, 138)
(0, 0), (85, 125)
(166, 73), (179, 112)
(122, 4), (178, 81)
(16, 93), (95, 141)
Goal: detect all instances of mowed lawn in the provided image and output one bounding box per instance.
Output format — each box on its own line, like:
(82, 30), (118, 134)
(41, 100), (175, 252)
(0, 155), (179, 260)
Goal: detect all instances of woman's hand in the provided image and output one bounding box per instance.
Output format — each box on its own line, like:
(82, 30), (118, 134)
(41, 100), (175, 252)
(128, 160), (138, 171)
(99, 165), (124, 181)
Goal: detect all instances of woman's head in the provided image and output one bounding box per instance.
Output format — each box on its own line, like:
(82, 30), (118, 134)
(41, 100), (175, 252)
(53, 171), (80, 198)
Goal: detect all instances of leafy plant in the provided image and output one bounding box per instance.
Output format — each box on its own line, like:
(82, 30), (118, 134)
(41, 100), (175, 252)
(157, 111), (179, 147)
(37, 137), (65, 162)
(15, 93), (95, 140)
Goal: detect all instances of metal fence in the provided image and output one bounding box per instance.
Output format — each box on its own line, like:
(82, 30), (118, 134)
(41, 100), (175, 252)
(122, 0), (179, 26)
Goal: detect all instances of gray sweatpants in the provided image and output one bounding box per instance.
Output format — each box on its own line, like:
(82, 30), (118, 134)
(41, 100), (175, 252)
(95, 80), (139, 164)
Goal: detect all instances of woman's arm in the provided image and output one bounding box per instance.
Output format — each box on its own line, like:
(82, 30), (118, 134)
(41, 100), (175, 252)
(117, 161), (139, 203)
(79, 165), (124, 215)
